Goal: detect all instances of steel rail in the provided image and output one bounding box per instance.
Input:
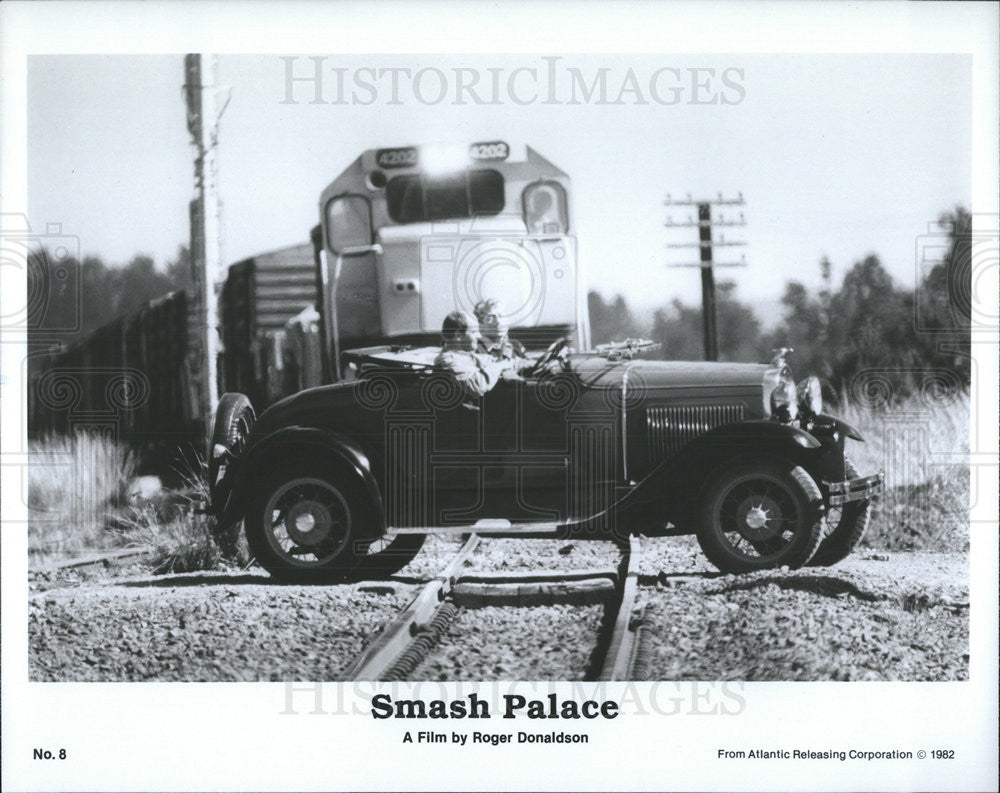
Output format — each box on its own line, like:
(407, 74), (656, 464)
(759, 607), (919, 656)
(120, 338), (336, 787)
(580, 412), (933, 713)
(38, 546), (155, 572)
(348, 535), (644, 682)
(345, 534), (481, 681)
(597, 535), (644, 681)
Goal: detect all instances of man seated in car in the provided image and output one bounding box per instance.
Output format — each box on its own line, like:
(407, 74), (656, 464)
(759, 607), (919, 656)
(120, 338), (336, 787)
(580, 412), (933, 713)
(435, 310), (526, 399)
(473, 297), (529, 363)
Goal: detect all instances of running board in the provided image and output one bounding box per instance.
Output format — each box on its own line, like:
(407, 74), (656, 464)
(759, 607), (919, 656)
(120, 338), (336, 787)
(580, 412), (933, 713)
(388, 519), (564, 536)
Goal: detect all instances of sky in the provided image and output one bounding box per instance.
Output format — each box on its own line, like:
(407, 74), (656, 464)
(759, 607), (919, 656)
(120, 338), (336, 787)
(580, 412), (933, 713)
(27, 52), (971, 317)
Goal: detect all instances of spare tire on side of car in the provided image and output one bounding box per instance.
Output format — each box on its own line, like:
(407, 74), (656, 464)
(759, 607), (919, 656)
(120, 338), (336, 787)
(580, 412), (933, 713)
(808, 459), (872, 567)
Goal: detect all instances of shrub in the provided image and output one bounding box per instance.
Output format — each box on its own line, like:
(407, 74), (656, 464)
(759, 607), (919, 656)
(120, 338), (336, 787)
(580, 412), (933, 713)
(110, 460), (249, 574)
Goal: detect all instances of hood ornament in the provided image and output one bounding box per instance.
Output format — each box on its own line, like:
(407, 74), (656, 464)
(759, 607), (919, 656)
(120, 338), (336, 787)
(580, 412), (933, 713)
(770, 347), (794, 368)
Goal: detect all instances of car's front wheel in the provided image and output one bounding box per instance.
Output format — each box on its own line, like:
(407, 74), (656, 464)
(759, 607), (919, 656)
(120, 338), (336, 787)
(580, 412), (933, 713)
(245, 462), (369, 583)
(352, 532), (427, 578)
(696, 460), (825, 573)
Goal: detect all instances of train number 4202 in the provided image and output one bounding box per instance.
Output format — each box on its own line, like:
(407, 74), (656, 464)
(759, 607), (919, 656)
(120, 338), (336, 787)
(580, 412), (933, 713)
(33, 748), (67, 760)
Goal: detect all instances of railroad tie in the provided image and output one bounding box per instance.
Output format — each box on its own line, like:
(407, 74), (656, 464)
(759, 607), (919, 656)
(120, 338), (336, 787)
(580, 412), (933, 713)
(451, 578), (616, 608)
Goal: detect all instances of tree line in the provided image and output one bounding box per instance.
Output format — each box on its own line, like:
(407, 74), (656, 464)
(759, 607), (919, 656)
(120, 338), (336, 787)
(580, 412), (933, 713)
(28, 245), (193, 349)
(589, 206), (972, 403)
(30, 206), (972, 404)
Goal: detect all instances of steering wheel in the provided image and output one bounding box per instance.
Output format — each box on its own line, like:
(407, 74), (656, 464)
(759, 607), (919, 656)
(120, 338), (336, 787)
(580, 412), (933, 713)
(530, 336), (570, 374)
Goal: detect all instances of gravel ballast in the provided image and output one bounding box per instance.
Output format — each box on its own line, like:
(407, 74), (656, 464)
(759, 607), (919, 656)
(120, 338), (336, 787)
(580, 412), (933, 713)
(634, 539), (969, 681)
(461, 537), (623, 574)
(400, 537), (621, 680)
(411, 603), (607, 681)
(28, 534), (969, 682)
(29, 574), (414, 681)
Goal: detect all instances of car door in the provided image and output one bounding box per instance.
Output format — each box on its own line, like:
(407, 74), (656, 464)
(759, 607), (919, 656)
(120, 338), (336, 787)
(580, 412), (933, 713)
(488, 375), (577, 522)
(427, 376), (573, 525)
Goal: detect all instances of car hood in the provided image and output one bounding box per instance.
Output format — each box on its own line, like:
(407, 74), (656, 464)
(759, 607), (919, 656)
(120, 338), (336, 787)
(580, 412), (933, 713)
(571, 355), (773, 391)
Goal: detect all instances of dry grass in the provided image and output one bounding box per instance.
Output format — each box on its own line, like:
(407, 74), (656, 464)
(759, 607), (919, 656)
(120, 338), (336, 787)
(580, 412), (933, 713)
(107, 464), (248, 574)
(838, 391), (969, 488)
(838, 392), (970, 551)
(29, 434), (246, 572)
(29, 433), (139, 560)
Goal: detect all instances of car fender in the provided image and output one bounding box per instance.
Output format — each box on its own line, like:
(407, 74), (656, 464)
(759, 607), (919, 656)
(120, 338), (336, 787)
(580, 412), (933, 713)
(815, 413), (864, 442)
(225, 425), (385, 536)
(608, 421), (823, 532)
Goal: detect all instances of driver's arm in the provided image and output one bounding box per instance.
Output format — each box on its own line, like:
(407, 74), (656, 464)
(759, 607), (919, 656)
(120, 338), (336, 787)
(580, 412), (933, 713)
(511, 355), (535, 374)
(440, 351), (514, 398)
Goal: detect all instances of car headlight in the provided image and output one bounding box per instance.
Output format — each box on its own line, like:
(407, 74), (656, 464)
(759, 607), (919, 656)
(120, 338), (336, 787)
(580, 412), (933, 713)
(770, 378), (798, 422)
(796, 376), (823, 417)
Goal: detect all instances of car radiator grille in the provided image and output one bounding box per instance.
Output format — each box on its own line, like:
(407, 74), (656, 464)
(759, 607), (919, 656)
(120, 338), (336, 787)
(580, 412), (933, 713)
(646, 404), (746, 460)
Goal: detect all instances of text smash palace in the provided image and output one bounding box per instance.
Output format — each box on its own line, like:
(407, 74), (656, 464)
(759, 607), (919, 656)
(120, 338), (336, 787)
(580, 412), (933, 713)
(371, 693), (619, 720)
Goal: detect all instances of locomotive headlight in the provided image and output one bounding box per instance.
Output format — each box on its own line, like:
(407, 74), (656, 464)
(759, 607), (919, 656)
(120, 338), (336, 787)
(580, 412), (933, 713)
(770, 378), (799, 422)
(420, 143), (469, 175)
(796, 376), (823, 417)
(523, 181), (568, 234)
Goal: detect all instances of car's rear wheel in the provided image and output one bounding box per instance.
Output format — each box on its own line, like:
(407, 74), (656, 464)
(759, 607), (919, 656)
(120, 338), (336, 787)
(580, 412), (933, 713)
(245, 462), (369, 583)
(696, 460), (825, 573)
(808, 460), (871, 567)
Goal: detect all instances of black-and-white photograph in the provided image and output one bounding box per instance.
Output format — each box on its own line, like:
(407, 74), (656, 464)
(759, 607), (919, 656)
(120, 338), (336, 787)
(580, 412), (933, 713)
(2, 2), (997, 792)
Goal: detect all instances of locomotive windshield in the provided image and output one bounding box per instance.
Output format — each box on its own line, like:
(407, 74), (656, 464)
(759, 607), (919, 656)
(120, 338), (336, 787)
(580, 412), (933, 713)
(386, 169), (505, 223)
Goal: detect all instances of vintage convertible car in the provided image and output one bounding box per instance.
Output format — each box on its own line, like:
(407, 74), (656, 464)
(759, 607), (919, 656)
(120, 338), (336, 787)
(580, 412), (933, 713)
(207, 341), (884, 582)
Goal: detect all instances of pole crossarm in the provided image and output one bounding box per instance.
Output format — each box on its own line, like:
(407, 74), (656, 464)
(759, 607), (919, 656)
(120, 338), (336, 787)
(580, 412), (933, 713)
(664, 192), (745, 206)
(665, 240), (747, 248)
(665, 219), (746, 228)
(666, 261), (747, 268)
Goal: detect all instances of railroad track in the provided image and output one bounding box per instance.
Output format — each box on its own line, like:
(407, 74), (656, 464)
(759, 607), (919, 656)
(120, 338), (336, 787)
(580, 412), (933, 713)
(36, 546), (155, 573)
(345, 535), (646, 682)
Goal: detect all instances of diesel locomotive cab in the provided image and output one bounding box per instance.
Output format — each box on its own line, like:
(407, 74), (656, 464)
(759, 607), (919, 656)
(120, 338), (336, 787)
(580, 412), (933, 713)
(314, 141), (589, 379)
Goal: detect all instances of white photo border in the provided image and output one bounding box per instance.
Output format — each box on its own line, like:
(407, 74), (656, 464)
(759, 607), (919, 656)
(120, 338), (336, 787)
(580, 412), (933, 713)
(2, 2), (997, 792)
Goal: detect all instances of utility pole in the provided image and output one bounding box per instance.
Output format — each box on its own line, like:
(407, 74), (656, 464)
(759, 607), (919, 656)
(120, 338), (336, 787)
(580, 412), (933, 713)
(665, 193), (747, 361)
(184, 54), (224, 431)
